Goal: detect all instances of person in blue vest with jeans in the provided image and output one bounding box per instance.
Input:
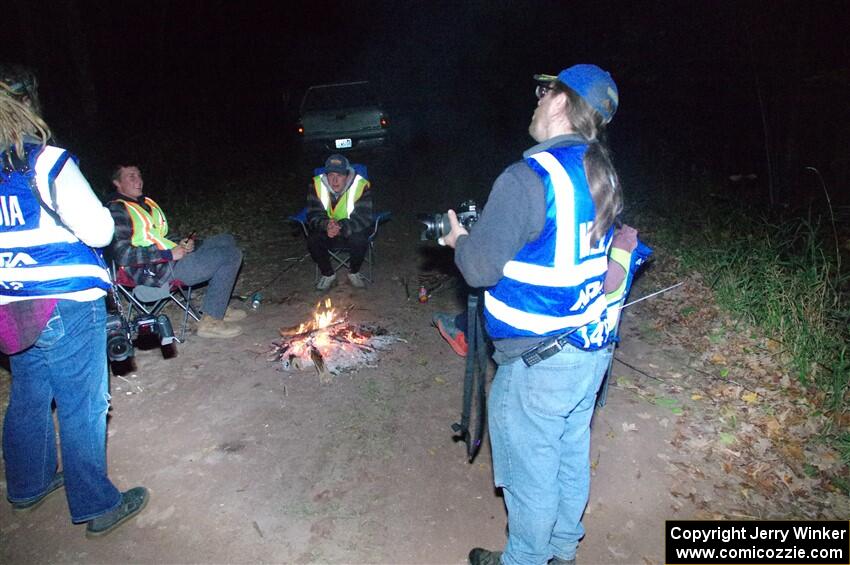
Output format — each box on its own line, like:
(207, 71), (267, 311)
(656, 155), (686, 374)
(0, 64), (148, 537)
(442, 64), (623, 565)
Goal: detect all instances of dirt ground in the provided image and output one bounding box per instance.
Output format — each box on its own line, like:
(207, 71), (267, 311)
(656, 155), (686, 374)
(1, 157), (846, 564)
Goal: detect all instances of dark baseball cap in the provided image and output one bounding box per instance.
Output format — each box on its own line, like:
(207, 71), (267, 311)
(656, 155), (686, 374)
(324, 154), (350, 175)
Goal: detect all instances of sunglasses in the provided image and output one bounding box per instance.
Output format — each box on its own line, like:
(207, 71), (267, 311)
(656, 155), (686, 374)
(535, 84), (554, 100)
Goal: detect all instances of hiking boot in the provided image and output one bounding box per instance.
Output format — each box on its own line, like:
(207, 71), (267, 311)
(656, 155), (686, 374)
(86, 487), (149, 539)
(433, 312), (468, 357)
(10, 471), (64, 513)
(316, 274), (337, 291)
(469, 548), (502, 565)
(223, 306), (247, 322)
(347, 271), (368, 288)
(197, 315), (243, 338)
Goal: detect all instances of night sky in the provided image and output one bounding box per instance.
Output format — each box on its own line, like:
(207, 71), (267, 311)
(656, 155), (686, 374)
(5, 0), (848, 201)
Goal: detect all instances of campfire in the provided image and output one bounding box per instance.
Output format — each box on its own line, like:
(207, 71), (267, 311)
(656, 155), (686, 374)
(271, 298), (400, 378)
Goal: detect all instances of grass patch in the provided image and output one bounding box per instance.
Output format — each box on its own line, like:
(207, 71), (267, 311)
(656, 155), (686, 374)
(633, 178), (849, 441)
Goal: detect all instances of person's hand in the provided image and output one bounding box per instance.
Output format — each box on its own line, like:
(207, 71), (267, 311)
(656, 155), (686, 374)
(440, 209), (468, 249)
(172, 245), (187, 260)
(327, 220), (341, 238)
(179, 238), (195, 253)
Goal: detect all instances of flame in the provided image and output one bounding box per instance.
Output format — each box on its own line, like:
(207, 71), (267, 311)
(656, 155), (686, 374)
(314, 298), (337, 329)
(281, 298), (374, 366)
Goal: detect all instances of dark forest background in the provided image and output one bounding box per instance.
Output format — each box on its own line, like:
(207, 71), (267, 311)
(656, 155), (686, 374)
(5, 0), (849, 206)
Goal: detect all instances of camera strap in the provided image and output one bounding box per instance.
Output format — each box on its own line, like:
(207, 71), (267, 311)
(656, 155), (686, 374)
(451, 292), (488, 464)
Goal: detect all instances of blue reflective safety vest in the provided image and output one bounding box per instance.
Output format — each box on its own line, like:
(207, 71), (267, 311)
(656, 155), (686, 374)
(0, 144), (111, 299)
(484, 145), (614, 351)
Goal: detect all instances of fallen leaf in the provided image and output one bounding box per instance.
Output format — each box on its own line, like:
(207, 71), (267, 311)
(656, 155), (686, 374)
(741, 392), (759, 404)
(710, 353), (727, 365)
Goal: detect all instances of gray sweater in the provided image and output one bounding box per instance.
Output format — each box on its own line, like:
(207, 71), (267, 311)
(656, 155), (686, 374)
(454, 134), (589, 361)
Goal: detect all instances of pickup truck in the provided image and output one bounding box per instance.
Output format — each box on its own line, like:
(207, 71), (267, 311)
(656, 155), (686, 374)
(296, 81), (389, 155)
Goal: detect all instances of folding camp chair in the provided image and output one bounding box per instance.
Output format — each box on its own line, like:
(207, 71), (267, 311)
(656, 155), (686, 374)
(288, 208), (391, 283)
(288, 163), (391, 283)
(110, 262), (201, 343)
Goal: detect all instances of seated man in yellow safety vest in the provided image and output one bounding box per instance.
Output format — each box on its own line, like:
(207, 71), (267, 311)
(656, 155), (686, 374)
(107, 164), (245, 339)
(306, 154), (373, 291)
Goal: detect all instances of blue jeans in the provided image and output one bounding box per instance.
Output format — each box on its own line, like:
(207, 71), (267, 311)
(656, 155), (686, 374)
(3, 299), (121, 522)
(172, 233), (242, 319)
(488, 343), (612, 565)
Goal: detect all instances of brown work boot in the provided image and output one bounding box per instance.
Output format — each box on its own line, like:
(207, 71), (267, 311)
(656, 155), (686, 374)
(223, 306), (247, 322)
(197, 315), (243, 338)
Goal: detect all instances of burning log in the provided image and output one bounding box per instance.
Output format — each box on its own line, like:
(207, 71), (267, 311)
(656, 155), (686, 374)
(271, 299), (401, 377)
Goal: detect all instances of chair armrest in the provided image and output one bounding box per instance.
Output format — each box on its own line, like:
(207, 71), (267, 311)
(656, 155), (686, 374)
(369, 211), (391, 240)
(287, 207), (309, 237)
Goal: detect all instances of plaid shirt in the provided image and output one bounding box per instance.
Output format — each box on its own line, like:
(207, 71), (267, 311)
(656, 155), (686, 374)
(106, 194), (176, 286)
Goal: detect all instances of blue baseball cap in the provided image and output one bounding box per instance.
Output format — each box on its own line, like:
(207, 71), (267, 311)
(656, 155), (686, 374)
(534, 64), (619, 124)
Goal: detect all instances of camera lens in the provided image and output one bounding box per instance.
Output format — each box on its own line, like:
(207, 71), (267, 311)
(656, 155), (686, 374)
(417, 213), (443, 241)
(107, 334), (133, 362)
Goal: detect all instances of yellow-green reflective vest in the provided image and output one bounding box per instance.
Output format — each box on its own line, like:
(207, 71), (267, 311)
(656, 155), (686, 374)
(117, 197), (176, 250)
(312, 174), (370, 221)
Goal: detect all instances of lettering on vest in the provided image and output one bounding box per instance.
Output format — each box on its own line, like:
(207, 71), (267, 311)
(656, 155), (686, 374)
(575, 321), (607, 349)
(0, 252), (37, 267)
(570, 280), (603, 312)
(579, 221), (605, 258)
(0, 196), (26, 227)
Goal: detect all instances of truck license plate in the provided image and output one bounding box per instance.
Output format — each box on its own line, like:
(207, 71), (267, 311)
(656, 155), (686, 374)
(335, 138), (352, 149)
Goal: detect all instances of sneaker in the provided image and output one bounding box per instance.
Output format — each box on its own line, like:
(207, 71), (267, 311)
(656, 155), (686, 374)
(316, 273), (337, 291)
(197, 315), (243, 338)
(550, 557), (576, 565)
(10, 471), (64, 513)
(223, 306), (247, 322)
(347, 271), (367, 288)
(433, 312), (468, 357)
(86, 487), (149, 539)
(468, 548), (502, 565)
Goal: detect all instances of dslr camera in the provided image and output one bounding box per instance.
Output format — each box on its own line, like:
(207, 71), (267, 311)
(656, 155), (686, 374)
(418, 200), (480, 241)
(106, 312), (176, 362)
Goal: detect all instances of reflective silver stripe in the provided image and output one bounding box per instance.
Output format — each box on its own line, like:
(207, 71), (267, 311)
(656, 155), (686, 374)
(0, 225), (79, 247)
(319, 178), (332, 209)
(0, 288), (107, 304)
(345, 175), (368, 217)
(0, 264), (110, 283)
(504, 255), (608, 287)
(484, 290), (608, 335)
(502, 152), (578, 285)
